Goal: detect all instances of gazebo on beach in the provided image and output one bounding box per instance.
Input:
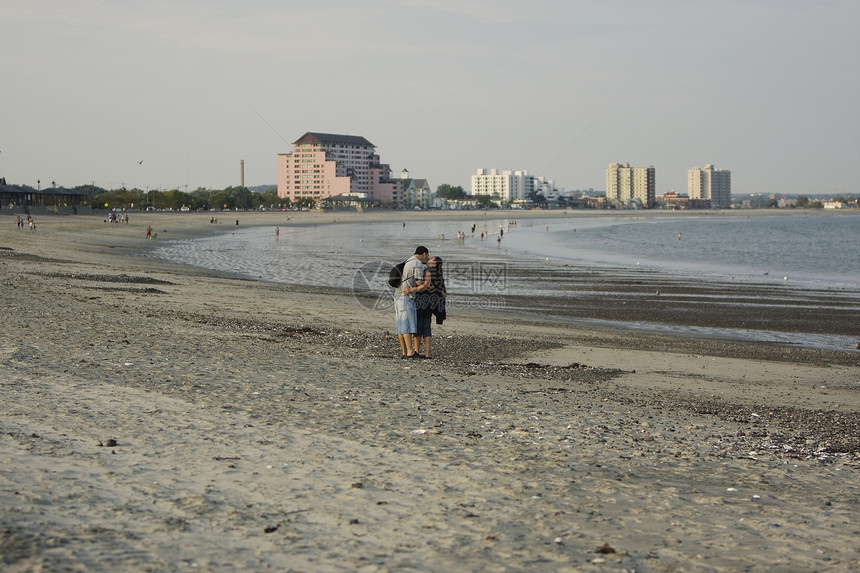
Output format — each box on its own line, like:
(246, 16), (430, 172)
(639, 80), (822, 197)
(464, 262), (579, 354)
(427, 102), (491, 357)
(1, 182), (89, 210)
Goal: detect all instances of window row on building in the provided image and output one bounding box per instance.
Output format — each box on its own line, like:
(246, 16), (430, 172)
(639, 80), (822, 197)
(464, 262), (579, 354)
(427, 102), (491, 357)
(276, 132), (431, 208)
(275, 135), (732, 211)
(606, 163), (731, 208)
(606, 163), (656, 207)
(688, 164), (732, 208)
(470, 169), (559, 203)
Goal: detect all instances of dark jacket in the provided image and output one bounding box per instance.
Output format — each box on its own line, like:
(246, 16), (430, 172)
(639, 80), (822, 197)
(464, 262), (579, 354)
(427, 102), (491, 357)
(415, 266), (446, 324)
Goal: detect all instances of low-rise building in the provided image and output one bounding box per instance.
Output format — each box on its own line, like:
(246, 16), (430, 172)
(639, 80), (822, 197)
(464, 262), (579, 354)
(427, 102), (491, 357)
(656, 191), (710, 210)
(320, 192), (381, 210)
(400, 170), (433, 209)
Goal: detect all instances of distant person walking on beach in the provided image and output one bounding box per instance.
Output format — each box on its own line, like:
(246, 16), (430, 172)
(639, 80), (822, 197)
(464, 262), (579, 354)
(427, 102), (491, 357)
(395, 246), (430, 358)
(413, 256), (447, 359)
(146, 225), (152, 240)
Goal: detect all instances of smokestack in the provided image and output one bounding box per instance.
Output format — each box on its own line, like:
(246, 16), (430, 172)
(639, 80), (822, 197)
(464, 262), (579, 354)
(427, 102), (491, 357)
(240, 160), (245, 188)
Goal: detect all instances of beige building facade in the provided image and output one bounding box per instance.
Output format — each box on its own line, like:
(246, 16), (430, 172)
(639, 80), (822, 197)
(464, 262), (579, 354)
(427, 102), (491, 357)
(606, 163), (655, 207)
(688, 164), (731, 208)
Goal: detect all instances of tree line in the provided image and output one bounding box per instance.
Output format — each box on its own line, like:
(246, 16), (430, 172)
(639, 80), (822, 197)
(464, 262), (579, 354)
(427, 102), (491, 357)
(78, 185), (312, 211)
(82, 183), (853, 211)
(89, 183), (496, 210)
(436, 184), (503, 208)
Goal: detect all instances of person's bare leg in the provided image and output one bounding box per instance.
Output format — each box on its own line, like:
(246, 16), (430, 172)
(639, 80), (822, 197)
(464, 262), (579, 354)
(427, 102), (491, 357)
(424, 336), (432, 358)
(403, 333), (415, 356)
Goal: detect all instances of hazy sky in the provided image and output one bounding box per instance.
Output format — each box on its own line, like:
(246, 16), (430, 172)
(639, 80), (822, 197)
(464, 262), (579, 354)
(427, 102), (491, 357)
(2, 0), (858, 196)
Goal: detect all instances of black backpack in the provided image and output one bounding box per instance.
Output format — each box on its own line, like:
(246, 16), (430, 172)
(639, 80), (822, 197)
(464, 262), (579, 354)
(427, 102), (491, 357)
(388, 261), (407, 288)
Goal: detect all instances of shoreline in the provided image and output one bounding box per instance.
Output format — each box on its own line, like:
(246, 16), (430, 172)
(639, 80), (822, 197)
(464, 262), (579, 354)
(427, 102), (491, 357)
(2, 211), (859, 571)
(5, 209), (859, 360)
(94, 210), (860, 353)
(4, 209), (858, 365)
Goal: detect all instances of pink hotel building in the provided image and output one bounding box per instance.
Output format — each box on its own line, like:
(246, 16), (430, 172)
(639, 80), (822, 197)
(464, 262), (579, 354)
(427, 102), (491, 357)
(277, 132), (404, 206)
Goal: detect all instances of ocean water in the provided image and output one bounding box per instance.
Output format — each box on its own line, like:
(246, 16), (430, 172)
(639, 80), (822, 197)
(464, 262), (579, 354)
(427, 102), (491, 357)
(151, 211), (860, 290)
(149, 211), (860, 349)
(491, 212), (860, 288)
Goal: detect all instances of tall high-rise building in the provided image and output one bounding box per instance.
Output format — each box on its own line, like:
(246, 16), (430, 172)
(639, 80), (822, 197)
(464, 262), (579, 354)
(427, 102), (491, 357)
(688, 164), (731, 208)
(277, 132), (403, 205)
(472, 169), (514, 201)
(606, 163), (655, 207)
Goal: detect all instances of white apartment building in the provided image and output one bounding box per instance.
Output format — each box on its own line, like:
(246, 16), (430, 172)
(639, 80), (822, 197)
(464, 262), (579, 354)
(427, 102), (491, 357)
(688, 164), (732, 208)
(471, 168), (558, 203)
(472, 169), (513, 200)
(606, 163), (655, 207)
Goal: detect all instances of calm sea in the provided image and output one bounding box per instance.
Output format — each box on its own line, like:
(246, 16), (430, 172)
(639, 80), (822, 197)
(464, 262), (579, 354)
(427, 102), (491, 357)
(150, 211), (860, 349)
(151, 211), (860, 289)
(484, 211), (860, 288)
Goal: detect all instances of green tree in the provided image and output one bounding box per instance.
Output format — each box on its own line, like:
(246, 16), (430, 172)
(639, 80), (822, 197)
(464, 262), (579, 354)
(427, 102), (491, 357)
(163, 189), (192, 210)
(91, 187), (146, 209)
(259, 188), (282, 208)
(145, 189), (164, 209)
(474, 194), (495, 208)
(436, 184), (467, 200)
(190, 187), (214, 210)
(527, 190), (547, 205)
(209, 190), (234, 210)
(222, 186), (255, 210)
(294, 196), (316, 209)
(78, 184), (106, 206)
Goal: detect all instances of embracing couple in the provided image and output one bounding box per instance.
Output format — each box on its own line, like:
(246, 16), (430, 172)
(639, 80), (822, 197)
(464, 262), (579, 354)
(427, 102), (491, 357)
(395, 246), (447, 359)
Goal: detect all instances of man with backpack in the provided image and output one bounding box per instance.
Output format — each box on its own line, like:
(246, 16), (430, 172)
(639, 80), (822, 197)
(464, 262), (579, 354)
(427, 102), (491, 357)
(394, 246), (431, 358)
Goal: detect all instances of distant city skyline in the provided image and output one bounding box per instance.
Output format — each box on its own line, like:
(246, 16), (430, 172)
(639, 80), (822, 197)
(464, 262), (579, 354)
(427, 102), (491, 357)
(1, 1), (857, 196)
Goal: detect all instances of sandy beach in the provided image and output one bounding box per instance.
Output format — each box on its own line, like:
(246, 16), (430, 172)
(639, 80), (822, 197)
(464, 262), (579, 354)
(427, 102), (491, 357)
(2, 210), (859, 572)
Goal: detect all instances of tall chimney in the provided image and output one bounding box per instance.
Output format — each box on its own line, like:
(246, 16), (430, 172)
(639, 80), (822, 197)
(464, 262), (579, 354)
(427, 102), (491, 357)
(240, 160), (245, 188)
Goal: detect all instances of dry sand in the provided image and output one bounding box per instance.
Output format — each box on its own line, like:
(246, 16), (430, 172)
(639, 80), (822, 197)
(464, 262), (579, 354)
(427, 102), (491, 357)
(1, 211), (859, 572)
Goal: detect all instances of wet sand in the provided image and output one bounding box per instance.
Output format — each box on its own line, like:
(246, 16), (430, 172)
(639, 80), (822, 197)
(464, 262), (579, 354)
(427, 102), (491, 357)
(2, 211), (859, 572)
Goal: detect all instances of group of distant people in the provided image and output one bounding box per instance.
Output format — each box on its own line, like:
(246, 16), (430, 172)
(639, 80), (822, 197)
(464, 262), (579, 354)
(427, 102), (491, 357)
(395, 246), (447, 359)
(107, 211), (129, 224)
(15, 215), (35, 230)
(437, 220), (520, 248)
